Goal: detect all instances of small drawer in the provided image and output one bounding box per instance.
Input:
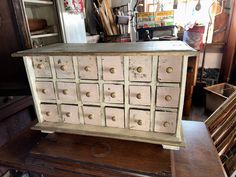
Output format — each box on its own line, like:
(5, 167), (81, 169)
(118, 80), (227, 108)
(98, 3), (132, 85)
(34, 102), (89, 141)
(83, 106), (101, 126)
(57, 82), (78, 103)
(129, 109), (150, 131)
(158, 56), (182, 83)
(129, 86), (150, 106)
(41, 104), (60, 122)
(156, 87), (180, 108)
(36, 82), (56, 101)
(54, 56), (75, 79)
(102, 56), (124, 81)
(32, 56), (52, 78)
(105, 107), (124, 128)
(61, 105), (80, 124)
(155, 111), (177, 134)
(78, 56), (98, 80)
(129, 56), (152, 82)
(80, 84), (99, 103)
(104, 84), (124, 104)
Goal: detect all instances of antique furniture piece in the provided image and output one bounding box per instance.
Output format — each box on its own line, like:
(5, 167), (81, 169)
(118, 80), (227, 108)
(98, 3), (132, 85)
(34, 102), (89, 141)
(13, 41), (196, 149)
(0, 121), (226, 177)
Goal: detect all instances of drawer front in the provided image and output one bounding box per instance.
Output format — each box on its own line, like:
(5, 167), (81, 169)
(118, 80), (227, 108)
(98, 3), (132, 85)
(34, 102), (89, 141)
(33, 56), (52, 78)
(36, 82), (56, 101)
(78, 56), (98, 80)
(129, 56), (152, 82)
(57, 82), (78, 103)
(155, 111), (177, 133)
(83, 106), (101, 126)
(61, 105), (80, 124)
(41, 104), (60, 122)
(156, 87), (180, 108)
(104, 84), (124, 104)
(129, 86), (150, 105)
(102, 56), (124, 81)
(158, 56), (182, 82)
(54, 56), (75, 79)
(105, 107), (124, 128)
(80, 84), (100, 103)
(129, 109), (150, 131)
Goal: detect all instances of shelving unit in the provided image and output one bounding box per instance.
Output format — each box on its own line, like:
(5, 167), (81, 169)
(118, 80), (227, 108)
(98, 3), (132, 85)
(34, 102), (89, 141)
(24, 0), (53, 6)
(31, 33), (59, 39)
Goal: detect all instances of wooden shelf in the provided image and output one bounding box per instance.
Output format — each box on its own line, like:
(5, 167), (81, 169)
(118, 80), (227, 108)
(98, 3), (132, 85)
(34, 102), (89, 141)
(31, 33), (58, 39)
(24, 0), (53, 7)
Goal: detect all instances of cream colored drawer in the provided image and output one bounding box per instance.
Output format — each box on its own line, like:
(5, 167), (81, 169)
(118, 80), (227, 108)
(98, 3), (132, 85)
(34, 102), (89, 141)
(129, 56), (152, 82)
(36, 81), (56, 101)
(80, 84), (100, 103)
(78, 56), (98, 80)
(41, 104), (60, 122)
(129, 109), (150, 131)
(105, 107), (124, 128)
(54, 56), (75, 79)
(129, 85), (150, 106)
(57, 82), (78, 103)
(158, 56), (182, 83)
(61, 105), (80, 124)
(156, 87), (180, 108)
(33, 56), (52, 78)
(155, 111), (177, 134)
(104, 84), (124, 104)
(83, 106), (101, 126)
(102, 56), (124, 81)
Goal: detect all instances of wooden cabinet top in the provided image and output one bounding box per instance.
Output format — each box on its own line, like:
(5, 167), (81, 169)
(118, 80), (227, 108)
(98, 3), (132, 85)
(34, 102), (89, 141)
(12, 41), (196, 57)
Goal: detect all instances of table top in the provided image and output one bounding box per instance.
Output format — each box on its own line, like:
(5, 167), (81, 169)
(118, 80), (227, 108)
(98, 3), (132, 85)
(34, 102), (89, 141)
(12, 41), (196, 57)
(0, 121), (226, 177)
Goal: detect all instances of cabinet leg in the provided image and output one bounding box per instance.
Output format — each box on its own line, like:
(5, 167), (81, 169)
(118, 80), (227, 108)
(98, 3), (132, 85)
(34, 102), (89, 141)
(162, 145), (180, 150)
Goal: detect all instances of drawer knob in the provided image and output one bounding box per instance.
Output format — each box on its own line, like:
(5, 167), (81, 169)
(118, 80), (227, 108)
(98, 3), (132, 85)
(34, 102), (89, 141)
(62, 89), (68, 95)
(137, 67), (143, 73)
(136, 93), (142, 99)
(110, 92), (116, 98)
(84, 66), (90, 72)
(166, 67), (173, 73)
(165, 95), (172, 101)
(42, 89), (47, 94)
(46, 111), (51, 116)
(137, 120), (142, 126)
(37, 64), (44, 69)
(86, 92), (91, 97)
(88, 114), (93, 119)
(66, 112), (71, 117)
(163, 121), (170, 128)
(60, 65), (66, 71)
(110, 68), (115, 74)
(111, 116), (116, 122)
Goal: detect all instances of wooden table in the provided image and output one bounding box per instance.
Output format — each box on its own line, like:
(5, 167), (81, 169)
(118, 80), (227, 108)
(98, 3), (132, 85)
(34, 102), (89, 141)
(0, 121), (226, 177)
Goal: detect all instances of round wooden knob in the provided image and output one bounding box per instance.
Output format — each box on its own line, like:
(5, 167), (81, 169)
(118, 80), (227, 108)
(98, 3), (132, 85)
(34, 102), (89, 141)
(110, 92), (116, 98)
(66, 112), (71, 117)
(60, 65), (66, 71)
(37, 64), (44, 69)
(109, 68), (115, 74)
(165, 95), (172, 102)
(137, 67), (143, 73)
(46, 111), (51, 116)
(62, 89), (68, 95)
(166, 67), (173, 74)
(42, 89), (47, 94)
(86, 92), (91, 97)
(163, 121), (170, 128)
(137, 120), (142, 126)
(88, 114), (93, 120)
(136, 93), (142, 99)
(111, 116), (116, 122)
(84, 66), (90, 72)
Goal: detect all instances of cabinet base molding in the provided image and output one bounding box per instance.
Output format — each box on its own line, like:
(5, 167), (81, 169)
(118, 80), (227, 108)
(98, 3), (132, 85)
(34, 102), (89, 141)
(33, 122), (185, 148)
